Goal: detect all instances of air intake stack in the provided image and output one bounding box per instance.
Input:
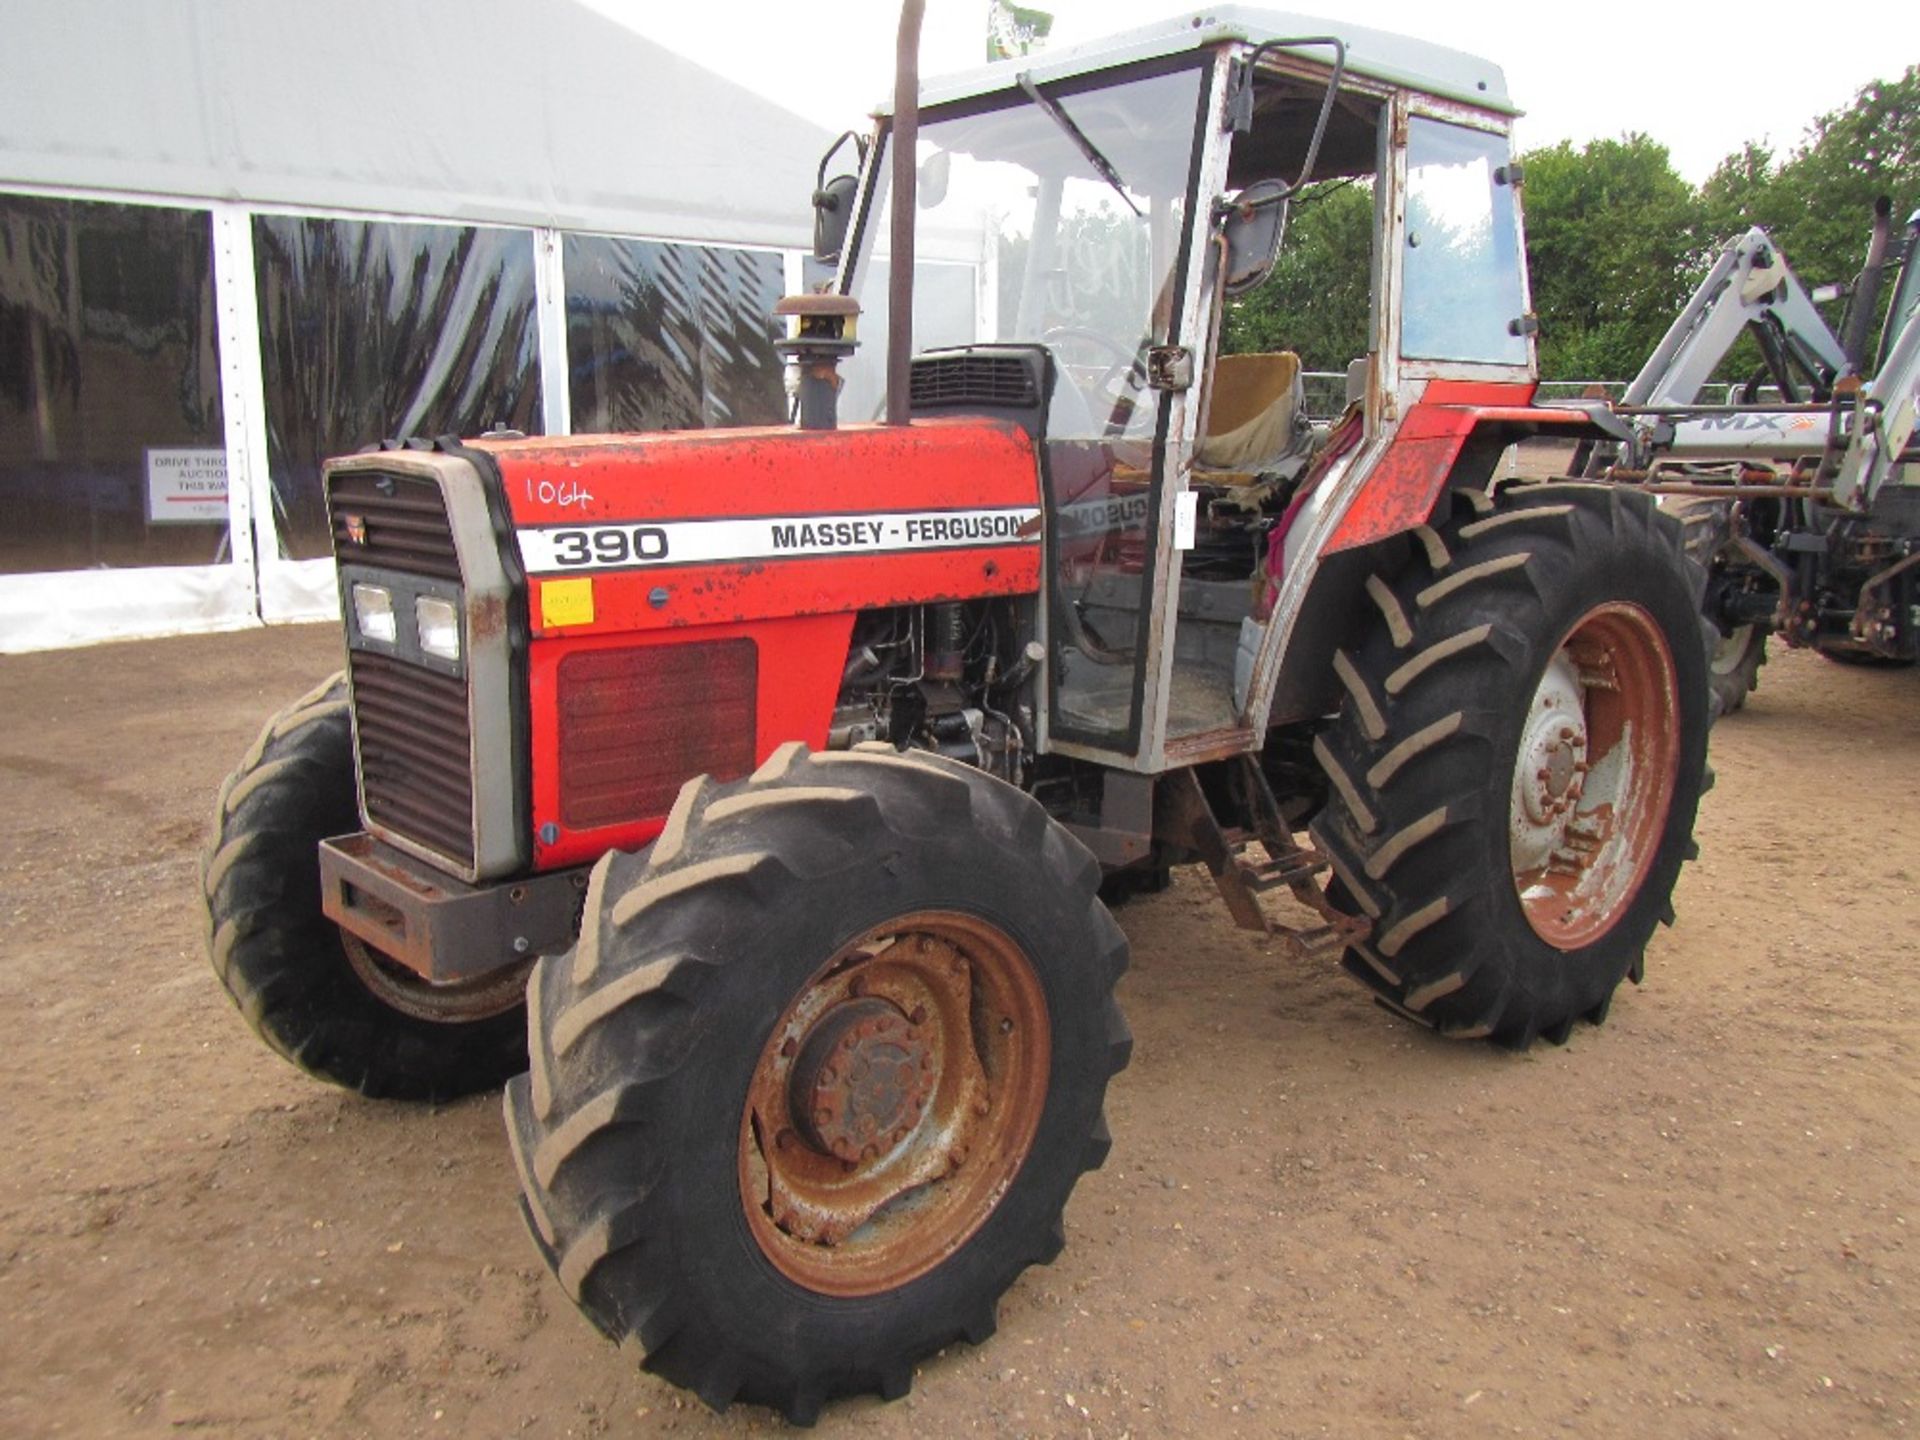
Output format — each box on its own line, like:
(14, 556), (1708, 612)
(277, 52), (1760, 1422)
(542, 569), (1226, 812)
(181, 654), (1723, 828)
(773, 294), (861, 430)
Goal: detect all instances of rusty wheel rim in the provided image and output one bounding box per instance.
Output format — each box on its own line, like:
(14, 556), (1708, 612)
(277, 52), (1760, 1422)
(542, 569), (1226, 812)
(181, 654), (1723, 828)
(1509, 603), (1681, 950)
(738, 911), (1050, 1297)
(340, 932), (531, 1023)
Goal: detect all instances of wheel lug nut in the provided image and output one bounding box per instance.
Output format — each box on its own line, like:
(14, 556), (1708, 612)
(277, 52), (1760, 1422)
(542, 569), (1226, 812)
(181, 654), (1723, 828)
(780, 1037), (797, 1058)
(910, 1005), (928, 1025)
(973, 1096), (990, 1117)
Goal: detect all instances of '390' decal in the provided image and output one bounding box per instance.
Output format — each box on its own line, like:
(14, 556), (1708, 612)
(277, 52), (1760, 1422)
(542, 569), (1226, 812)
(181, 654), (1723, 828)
(545, 526), (671, 567)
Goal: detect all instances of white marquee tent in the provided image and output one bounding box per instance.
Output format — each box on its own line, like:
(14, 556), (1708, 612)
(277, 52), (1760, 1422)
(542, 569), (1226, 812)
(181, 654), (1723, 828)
(0, 0), (834, 651)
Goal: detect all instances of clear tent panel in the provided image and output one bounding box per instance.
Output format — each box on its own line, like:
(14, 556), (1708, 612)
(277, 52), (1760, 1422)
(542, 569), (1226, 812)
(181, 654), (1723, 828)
(252, 215), (542, 560)
(563, 235), (786, 434)
(0, 195), (226, 574)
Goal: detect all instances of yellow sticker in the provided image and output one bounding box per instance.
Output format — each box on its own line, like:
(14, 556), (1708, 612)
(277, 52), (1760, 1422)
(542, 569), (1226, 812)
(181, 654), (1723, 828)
(541, 577), (595, 629)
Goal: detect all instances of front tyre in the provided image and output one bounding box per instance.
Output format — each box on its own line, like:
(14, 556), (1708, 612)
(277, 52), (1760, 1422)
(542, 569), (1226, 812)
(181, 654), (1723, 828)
(200, 675), (529, 1099)
(504, 743), (1130, 1423)
(1311, 484), (1711, 1048)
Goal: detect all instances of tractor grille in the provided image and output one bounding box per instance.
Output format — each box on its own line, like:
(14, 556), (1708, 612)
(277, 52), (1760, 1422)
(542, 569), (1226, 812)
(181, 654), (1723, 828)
(910, 352), (1039, 409)
(347, 649), (477, 869)
(329, 470), (462, 581)
(328, 468), (476, 870)
(557, 640), (757, 829)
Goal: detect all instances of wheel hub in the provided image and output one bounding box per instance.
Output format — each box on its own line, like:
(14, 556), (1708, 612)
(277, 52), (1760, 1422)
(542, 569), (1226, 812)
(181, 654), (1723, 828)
(1710, 624), (1754, 676)
(738, 913), (1049, 1297)
(1512, 653), (1589, 849)
(790, 998), (934, 1162)
(1508, 604), (1681, 950)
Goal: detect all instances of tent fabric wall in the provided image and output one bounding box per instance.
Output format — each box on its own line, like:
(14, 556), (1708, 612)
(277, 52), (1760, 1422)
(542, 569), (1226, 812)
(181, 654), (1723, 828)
(0, 0), (831, 251)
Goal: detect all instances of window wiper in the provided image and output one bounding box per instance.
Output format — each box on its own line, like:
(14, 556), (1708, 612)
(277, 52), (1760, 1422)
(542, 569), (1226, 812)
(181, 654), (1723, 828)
(1015, 71), (1142, 217)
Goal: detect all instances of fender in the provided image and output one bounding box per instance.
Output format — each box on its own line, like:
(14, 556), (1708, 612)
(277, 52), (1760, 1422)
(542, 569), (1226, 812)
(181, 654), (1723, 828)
(1322, 380), (1597, 555)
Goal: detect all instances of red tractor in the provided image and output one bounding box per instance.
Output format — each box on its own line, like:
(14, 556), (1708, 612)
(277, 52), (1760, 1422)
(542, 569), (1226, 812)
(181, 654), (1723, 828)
(203, 7), (1711, 1423)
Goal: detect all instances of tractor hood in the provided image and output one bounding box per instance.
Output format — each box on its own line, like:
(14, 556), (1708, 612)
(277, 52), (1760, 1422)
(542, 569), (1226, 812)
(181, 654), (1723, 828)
(474, 416), (1044, 637)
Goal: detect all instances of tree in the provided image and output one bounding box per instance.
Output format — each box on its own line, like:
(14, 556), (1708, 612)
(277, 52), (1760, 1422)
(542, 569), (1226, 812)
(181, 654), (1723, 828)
(1519, 135), (1703, 382)
(1703, 67), (1919, 317)
(1220, 179), (1374, 370)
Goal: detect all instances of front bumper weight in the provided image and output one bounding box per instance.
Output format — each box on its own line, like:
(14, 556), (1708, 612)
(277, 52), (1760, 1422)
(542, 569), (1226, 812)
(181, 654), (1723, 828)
(319, 832), (586, 982)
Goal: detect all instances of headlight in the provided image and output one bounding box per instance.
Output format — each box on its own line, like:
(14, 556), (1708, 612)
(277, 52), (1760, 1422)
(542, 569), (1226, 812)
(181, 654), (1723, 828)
(352, 583), (396, 643)
(416, 595), (461, 661)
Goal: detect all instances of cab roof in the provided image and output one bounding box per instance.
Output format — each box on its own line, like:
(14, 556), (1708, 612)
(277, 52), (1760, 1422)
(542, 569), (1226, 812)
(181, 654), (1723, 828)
(879, 6), (1516, 119)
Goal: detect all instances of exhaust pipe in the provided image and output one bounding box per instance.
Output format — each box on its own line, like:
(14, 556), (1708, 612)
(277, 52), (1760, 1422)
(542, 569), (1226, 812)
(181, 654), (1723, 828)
(886, 0), (926, 426)
(1840, 195), (1894, 373)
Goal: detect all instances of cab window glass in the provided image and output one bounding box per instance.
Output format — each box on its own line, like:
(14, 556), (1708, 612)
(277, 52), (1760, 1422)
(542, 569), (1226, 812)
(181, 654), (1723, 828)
(1401, 119), (1528, 365)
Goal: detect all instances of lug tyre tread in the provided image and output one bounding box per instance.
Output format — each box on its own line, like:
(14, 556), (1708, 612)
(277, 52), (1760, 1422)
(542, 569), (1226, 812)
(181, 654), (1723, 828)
(505, 743), (1129, 1423)
(200, 674), (528, 1099)
(1310, 485), (1711, 1048)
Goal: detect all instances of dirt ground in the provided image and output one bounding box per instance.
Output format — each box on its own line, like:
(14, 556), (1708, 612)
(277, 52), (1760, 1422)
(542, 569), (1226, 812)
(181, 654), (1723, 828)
(0, 622), (1914, 1439)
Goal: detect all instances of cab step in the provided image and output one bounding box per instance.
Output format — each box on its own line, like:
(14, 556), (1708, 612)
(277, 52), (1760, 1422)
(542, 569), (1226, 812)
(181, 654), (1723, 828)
(1153, 756), (1369, 958)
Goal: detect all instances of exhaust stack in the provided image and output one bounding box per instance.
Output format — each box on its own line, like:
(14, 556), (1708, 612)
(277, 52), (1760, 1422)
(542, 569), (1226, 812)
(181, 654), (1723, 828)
(886, 0), (926, 426)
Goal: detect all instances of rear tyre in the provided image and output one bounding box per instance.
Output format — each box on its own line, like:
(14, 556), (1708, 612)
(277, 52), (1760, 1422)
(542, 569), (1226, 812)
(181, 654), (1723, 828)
(504, 743), (1129, 1423)
(1666, 495), (1766, 717)
(1310, 484), (1710, 1048)
(1705, 624), (1767, 716)
(201, 675), (529, 1099)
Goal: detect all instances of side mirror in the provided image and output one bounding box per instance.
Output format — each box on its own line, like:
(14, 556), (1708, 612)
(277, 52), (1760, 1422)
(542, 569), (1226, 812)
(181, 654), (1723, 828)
(813, 175), (859, 263)
(1220, 179), (1290, 297)
(812, 130), (869, 265)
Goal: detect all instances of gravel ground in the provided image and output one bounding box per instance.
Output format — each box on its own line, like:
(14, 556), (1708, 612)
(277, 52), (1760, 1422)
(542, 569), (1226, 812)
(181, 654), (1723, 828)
(0, 622), (1914, 1438)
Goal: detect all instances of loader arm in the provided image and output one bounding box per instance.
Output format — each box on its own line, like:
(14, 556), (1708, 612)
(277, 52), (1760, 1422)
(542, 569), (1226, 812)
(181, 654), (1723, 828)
(1622, 227), (1849, 408)
(1594, 222), (1919, 512)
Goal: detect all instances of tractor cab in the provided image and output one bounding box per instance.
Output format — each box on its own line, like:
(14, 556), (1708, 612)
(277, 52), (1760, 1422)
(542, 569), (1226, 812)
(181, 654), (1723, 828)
(833, 10), (1534, 772)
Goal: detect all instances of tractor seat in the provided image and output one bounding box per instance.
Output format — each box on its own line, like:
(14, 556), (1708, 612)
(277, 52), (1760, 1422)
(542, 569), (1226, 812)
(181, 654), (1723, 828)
(1195, 351), (1304, 474)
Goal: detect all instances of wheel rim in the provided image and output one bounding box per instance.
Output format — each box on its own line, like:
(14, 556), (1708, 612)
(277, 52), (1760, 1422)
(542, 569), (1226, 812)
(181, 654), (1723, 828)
(1509, 603), (1681, 950)
(738, 911), (1050, 1297)
(1709, 624), (1755, 676)
(340, 933), (531, 1023)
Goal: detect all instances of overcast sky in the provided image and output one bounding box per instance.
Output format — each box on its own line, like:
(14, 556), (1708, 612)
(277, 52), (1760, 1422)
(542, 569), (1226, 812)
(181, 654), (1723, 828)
(583, 0), (1916, 183)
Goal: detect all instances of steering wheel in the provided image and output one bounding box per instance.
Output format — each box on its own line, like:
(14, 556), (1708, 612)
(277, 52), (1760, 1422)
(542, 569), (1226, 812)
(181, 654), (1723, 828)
(1042, 326), (1149, 435)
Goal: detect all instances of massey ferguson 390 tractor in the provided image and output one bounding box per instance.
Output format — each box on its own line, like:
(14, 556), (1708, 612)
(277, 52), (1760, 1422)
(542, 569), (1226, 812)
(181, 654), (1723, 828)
(202, 6), (1713, 1421)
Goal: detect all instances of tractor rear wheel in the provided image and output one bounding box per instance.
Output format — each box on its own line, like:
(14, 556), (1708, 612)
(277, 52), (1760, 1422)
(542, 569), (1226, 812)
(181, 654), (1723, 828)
(201, 675), (529, 1099)
(1310, 484), (1711, 1048)
(504, 743), (1129, 1423)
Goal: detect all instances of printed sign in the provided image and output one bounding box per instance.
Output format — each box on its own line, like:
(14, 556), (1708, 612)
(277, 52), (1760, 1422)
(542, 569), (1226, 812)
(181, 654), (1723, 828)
(145, 448), (229, 525)
(517, 505), (1042, 576)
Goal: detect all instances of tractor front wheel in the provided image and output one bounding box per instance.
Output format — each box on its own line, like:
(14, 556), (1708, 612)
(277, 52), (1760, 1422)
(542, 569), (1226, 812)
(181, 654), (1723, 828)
(201, 675), (529, 1099)
(1311, 484), (1711, 1047)
(504, 743), (1130, 1423)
